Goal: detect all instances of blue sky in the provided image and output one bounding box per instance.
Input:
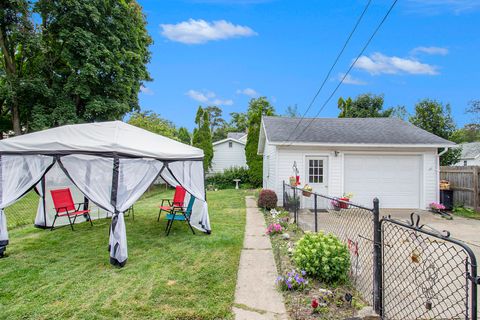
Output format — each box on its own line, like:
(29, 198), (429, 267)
(136, 0), (479, 130)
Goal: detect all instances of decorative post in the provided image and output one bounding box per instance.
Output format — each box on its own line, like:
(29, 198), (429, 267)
(372, 198), (383, 316)
(314, 193), (318, 232)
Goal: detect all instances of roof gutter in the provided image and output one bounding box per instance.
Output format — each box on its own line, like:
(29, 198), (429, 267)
(271, 142), (455, 148)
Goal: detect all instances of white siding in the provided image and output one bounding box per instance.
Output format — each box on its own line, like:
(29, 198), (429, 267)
(423, 150), (439, 208)
(262, 143), (277, 190)
(274, 146), (342, 206)
(210, 140), (247, 173)
(271, 146), (439, 209)
(455, 158), (480, 166)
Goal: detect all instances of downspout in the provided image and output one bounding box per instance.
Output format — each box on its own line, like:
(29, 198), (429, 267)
(438, 147), (449, 157)
(436, 147), (449, 205)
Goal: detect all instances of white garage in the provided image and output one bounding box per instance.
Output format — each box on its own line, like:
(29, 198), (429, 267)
(258, 117), (456, 210)
(344, 154), (422, 208)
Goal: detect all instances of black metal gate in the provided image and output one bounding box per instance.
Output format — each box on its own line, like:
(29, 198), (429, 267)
(380, 213), (479, 320)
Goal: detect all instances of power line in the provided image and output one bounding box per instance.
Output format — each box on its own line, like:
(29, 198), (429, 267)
(282, 0), (372, 144)
(287, 0), (399, 145)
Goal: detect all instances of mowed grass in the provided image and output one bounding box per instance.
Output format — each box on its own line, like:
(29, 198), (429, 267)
(0, 188), (252, 319)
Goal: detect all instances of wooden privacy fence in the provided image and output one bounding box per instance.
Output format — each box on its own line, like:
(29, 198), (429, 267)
(440, 166), (480, 211)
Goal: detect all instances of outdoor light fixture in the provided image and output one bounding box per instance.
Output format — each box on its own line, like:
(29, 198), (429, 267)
(334, 151), (340, 157)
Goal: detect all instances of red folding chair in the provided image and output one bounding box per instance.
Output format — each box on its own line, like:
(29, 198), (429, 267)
(157, 186), (186, 222)
(50, 188), (93, 231)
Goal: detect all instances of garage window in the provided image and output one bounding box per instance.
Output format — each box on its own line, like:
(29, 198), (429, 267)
(308, 159), (323, 183)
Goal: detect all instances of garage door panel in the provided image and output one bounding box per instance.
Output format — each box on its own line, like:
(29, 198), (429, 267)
(344, 155), (421, 209)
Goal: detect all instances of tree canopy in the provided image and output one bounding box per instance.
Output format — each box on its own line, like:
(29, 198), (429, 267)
(409, 99), (461, 165)
(0, 0), (152, 137)
(127, 111), (177, 140)
(245, 97), (275, 187)
(338, 94), (394, 118)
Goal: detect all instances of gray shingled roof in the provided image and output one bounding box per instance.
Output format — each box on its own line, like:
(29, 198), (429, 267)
(460, 142), (480, 159)
(227, 132), (246, 140)
(262, 116), (454, 145)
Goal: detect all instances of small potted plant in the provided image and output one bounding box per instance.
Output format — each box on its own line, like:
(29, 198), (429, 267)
(302, 184), (313, 197)
(332, 193), (353, 210)
(289, 176), (297, 187)
(429, 202), (446, 213)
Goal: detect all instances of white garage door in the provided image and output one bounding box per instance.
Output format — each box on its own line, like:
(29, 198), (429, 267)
(344, 154), (422, 208)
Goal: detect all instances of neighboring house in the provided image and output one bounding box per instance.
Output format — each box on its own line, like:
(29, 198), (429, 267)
(454, 142), (480, 166)
(258, 116), (455, 209)
(210, 132), (248, 173)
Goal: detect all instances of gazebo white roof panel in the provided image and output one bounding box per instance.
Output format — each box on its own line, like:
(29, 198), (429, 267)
(0, 121), (203, 160)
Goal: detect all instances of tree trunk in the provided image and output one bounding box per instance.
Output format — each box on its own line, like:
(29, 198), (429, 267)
(11, 96), (21, 135)
(0, 29), (21, 135)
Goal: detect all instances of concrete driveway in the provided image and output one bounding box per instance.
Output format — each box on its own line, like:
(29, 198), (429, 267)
(381, 208), (480, 260)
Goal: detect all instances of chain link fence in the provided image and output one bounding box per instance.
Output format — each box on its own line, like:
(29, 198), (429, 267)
(4, 191), (39, 229)
(381, 215), (478, 320)
(283, 182), (376, 306)
(283, 182), (479, 319)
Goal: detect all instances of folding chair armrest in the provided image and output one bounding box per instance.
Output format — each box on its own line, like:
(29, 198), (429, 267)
(54, 206), (69, 214)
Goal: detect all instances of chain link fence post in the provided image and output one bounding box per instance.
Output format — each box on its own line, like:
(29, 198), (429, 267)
(373, 197), (383, 317)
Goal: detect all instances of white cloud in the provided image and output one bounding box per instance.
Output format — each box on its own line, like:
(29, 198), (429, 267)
(411, 46), (449, 55)
(339, 73), (367, 85)
(212, 98), (234, 106)
(236, 88), (258, 97)
(186, 89), (211, 103)
(160, 19), (257, 44)
(185, 89), (233, 106)
(354, 52), (439, 75)
(406, 0), (480, 14)
(140, 85), (154, 95)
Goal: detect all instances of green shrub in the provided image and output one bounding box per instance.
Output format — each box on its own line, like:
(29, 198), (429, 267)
(257, 189), (278, 209)
(206, 166), (250, 189)
(293, 232), (350, 284)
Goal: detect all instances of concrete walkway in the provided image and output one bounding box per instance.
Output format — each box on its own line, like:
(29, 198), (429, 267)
(233, 196), (288, 320)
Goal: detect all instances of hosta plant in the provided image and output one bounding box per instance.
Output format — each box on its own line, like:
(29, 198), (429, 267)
(293, 232), (350, 284)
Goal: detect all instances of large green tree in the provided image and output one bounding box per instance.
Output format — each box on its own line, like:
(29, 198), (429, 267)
(0, 0), (152, 136)
(229, 112), (248, 132)
(409, 99), (461, 165)
(338, 94), (394, 118)
(192, 107), (213, 171)
(177, 127), (191, 145)
(0, 0), (43, 135)
(245, 97), (275, 187)
(128, 110), (177, 140)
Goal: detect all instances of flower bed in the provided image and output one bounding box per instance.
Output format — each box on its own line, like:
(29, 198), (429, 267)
(262, 208), (367, 319)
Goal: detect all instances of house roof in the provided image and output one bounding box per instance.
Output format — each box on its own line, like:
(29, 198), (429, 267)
(261, 116), (455, 146)
(213, 137), (246, 146)
(227, 132), (247, 140)
(459, 142), (480, 159)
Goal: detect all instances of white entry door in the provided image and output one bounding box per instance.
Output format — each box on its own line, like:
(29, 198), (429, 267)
(304, 156), (328, 209)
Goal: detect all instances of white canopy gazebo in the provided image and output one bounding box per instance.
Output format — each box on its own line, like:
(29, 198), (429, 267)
(0, 121), (210, 267)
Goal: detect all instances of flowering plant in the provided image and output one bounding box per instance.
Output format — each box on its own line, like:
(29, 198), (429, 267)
(276, 269), (308, 291)
(266, 223), (283, 235)
(429, 202), (446, 211)
(343, 192), (354, 199)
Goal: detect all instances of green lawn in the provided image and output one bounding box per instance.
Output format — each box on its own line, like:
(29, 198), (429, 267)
(0, 188), (252, 319)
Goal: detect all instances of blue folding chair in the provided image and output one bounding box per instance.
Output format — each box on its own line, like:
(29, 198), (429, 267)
(165, 196), (196, 236)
